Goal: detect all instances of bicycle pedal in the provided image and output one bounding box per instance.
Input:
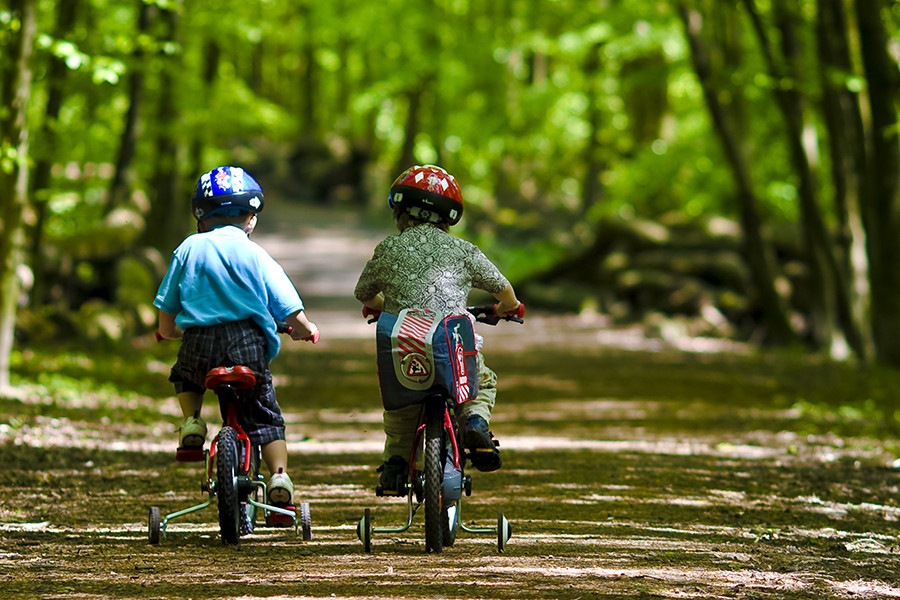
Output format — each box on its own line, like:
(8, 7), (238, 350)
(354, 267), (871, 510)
(175, 447), (204, 462)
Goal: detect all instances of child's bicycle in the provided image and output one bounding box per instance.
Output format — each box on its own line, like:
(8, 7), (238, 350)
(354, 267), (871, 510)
(148, 323), (313, 545)
(355, 304), (524, 553)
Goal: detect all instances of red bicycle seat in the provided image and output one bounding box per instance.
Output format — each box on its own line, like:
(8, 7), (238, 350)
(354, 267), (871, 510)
(204, 366), (256, 390)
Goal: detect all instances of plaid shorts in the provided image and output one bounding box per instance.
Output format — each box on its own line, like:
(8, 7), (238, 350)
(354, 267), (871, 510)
(169, 319), (285, 445)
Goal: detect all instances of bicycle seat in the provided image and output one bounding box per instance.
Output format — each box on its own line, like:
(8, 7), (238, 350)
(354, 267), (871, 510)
(204, 366), (256, 390)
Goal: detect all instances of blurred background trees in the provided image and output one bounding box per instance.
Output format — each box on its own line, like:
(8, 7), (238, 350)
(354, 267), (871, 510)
(1, 0), (899, 388)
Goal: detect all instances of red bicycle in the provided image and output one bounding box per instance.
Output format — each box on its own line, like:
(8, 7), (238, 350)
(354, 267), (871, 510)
(356, 304), (523, 553)
(148, 323), (313, 545)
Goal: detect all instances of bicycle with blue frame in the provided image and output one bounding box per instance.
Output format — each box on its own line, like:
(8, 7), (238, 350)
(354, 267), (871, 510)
(356, 304), (524, 553)
(148, 322), (313, 545)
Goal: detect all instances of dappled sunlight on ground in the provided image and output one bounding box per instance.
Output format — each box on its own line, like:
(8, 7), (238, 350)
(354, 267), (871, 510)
(2, 211), (900, 599)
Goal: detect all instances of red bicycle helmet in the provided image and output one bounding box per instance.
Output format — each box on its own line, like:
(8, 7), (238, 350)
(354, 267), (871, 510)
(388, 165), (463, 226)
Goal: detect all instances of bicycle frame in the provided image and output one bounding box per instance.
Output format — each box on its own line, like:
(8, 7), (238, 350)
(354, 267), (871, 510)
(356, 304), (520, 553)
(358, 393), (511, 552)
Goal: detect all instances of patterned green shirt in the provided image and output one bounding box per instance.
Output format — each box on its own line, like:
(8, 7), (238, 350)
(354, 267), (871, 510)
(354, 224), (509, 316)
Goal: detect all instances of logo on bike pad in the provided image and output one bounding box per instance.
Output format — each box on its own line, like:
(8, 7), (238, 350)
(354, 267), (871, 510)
(400, 352), (431, 382)
(391, 309), (439, 390)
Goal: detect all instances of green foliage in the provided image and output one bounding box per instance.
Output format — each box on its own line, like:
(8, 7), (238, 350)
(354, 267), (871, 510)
(3, 0), (897, 364)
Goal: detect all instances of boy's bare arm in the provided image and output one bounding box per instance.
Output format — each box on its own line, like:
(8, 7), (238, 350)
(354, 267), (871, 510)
(493, 283), (521, 316)
(157, 310), (182, 339)
(284, 310), (318, 341)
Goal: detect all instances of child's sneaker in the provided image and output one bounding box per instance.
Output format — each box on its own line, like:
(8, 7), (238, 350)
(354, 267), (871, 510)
(178, 416), (207, 448)
(377, 455), (408, 495)
(463, 415), (502, 472)
(268, 469), (294, 506)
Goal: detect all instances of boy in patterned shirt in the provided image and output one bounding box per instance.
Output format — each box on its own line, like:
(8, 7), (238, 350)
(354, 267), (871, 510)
(354, 165), (521, 493)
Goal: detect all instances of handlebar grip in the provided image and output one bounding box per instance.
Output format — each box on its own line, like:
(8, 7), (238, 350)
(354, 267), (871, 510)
(494, 303), (526, 318)
(304, 329), (320, 344)
(362, 306), (382, 323)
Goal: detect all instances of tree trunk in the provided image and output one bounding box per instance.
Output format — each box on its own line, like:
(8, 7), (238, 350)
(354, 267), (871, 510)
(28, 0), (82, 309)
(677, 1), (797, 345)
(855, 0), (900, 366)
(816, 0), (872, 359)
(106, 0), (152, 213)
(743, 0), (864, 357)
(299, 3), (317, 137)
(0, 0), (36, 392)
(188, 38), (220, 181)
(581, 42), (606, 216)
(139, 3), (186, 255)
(393, 83), (424, 176)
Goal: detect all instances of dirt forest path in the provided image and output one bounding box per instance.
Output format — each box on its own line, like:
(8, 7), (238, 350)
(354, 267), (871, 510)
(1, 202), (899, 600)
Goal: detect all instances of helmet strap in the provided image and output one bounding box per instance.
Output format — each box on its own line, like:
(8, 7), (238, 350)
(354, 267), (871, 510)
(407, 206), (445, 224)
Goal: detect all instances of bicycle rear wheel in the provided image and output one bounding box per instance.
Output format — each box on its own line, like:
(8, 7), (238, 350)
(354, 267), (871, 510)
(216, 427), (241, 545)
(424, 408), (444, 553)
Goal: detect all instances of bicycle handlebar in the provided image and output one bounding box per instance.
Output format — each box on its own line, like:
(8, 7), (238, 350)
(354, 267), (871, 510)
(277, 320), (319, 343)
(156, 321), (318, 343)
(361, 303), (525, 326)
(467, 303), (526, 325)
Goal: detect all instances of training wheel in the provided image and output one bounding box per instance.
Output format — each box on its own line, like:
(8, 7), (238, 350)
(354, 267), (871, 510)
(497, 510), (511, 552)
(148, 506), (161, 545)
(357, 508), (372, 553)
(300, 502), (312, 541)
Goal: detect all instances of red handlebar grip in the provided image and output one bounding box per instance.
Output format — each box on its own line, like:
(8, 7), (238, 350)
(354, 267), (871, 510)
(362, 306), (382, 319)
(304, 329), (320, 344)
(493, 303), (526, 318)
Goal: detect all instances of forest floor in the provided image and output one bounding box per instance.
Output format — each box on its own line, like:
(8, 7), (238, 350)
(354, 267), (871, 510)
(1, 202), (900, 599)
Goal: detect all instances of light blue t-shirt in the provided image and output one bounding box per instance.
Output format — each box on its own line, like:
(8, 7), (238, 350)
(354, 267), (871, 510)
(154, 225), (304, 361)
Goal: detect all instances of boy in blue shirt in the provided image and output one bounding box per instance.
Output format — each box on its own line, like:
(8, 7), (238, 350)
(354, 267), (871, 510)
(155, 166), (319, 506)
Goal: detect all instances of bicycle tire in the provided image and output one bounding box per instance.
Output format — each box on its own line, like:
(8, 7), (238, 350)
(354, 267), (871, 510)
(424, 408), (444, 553)
(148, 506), (161, 545)
(300, 501), (313, 541)
(240, 444), (261, 535)
(216, 426), (241, 545)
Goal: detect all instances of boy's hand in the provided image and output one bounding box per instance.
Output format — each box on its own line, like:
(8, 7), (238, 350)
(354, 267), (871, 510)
(291, 322), (319, 343)
(495, 300), (522, 317)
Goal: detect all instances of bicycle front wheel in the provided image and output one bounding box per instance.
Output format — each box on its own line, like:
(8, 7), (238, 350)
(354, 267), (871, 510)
(216, 426), (241, 545)
(424, 409), (444, 553)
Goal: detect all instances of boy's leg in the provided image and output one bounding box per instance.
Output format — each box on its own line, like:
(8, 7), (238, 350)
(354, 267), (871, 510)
(379, 404), (421, 494)
(177, 391), (207, 448)
(262, 439), (288, 475)
(262, 439), (294, 505)
(459, 353), (502, 472)
(382, 404), (422, 462)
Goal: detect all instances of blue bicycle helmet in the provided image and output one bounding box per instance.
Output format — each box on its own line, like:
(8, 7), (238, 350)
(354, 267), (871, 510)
(191, 166), (264, 221)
